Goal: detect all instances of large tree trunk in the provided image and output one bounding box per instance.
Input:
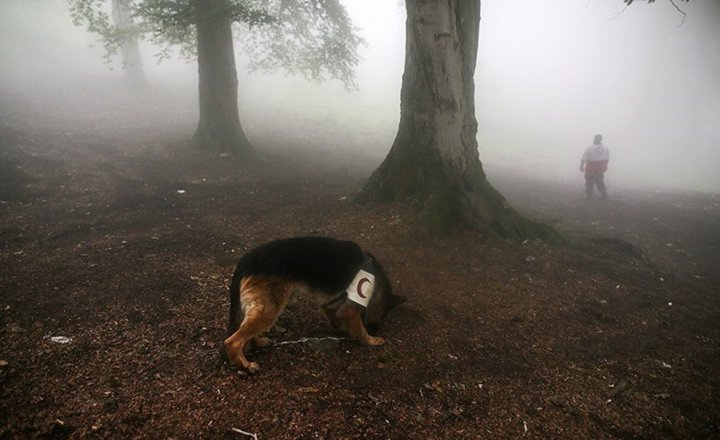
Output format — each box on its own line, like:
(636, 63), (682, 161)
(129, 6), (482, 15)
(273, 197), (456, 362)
(363, 0), (555, 239)
(111, 0), (146, 89)
(193, 0), (252, 154)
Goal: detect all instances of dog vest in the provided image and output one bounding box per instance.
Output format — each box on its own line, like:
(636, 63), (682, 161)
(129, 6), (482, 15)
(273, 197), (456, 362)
(346, 255), (375, 307)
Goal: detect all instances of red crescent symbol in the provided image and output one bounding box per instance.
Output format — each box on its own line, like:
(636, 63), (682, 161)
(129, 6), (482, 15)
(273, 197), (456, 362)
(356, 278), (370, 299)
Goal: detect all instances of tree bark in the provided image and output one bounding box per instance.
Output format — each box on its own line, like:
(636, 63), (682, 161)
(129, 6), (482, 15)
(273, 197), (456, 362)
(192, 0), (252, 154)
(363, 0), (556, 239)
(111, 0), (146, 89)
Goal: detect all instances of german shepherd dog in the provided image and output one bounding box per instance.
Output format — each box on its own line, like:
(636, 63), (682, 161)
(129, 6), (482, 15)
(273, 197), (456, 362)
(224, 236), (405, 373)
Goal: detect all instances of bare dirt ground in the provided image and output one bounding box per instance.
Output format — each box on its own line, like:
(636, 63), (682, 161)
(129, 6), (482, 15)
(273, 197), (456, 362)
(1, 76), (719, 439)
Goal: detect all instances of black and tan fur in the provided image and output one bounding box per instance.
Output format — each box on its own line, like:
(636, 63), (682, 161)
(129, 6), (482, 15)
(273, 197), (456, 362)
(224, 236), (404, 373)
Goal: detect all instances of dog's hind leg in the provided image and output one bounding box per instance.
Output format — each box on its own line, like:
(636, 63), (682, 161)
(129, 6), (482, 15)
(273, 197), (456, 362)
(224, 277), (285, 373)
(225, 304), (277, 373)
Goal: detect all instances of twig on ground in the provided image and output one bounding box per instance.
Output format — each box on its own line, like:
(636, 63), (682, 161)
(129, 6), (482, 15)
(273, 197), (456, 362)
(231, 427), (259, 440)
(272, 336), (346, 347)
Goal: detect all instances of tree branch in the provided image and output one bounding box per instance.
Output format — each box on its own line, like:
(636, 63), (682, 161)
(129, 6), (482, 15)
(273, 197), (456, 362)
(667, 0), (687, 26)
(621, 0), (688, 25)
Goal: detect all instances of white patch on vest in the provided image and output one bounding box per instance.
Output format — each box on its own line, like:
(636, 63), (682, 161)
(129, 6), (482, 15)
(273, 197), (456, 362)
(346, 269), (375, 307)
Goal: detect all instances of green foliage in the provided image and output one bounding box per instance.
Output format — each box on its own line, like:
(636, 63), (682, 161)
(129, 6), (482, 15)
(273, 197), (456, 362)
(69, 0), (127, 64)
(238, 0), (365, 89)
(67, 0), (363, 86)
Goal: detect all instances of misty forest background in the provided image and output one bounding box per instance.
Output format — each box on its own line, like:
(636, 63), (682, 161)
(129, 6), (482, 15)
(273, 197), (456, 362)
(1, 0), (718, 200)
(2, 1), (720, 438)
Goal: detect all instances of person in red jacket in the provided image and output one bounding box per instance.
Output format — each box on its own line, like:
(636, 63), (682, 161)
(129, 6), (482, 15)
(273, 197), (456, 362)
(580, 134), (610, 199)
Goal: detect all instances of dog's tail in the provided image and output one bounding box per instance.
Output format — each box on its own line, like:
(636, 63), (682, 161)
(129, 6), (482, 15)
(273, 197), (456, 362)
(226, 275), (244, 337)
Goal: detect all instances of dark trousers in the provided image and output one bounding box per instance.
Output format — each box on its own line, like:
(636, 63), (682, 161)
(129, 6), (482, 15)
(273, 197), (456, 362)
(585, 174), (607, 198)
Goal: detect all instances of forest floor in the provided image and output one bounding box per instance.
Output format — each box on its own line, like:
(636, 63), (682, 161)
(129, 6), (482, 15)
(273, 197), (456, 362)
(1, 76), (719, 439)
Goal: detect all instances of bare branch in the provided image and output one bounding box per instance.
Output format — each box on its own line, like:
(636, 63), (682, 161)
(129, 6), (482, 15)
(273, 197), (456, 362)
(607, 3), (631, 21)
(619, 0), (688, 25)
(667, 0), (688, 26)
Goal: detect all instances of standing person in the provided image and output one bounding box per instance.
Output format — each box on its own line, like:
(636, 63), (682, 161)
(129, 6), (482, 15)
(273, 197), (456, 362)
(580, 134), (610, 199)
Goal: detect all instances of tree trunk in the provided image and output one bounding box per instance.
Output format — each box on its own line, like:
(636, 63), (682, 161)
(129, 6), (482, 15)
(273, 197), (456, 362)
(192, 0), (252, 154)
(363, 0), (555, 239)
(111, 0), (146, 89)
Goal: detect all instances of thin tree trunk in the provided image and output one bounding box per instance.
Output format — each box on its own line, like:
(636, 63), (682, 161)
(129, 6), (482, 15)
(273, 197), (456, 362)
(363, 0), (555, 239)
(111, 0), (146, 89)
(193, 0), (252, 154)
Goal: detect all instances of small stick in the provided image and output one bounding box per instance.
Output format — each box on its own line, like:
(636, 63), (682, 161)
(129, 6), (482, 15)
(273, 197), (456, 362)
(231, 427), (259, 440)
(272, 336), (346, 347)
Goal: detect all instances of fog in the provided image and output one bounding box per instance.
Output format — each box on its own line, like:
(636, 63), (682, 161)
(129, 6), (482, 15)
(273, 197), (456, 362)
(1, 0), (719, 192)
(476, 0), (720, 193)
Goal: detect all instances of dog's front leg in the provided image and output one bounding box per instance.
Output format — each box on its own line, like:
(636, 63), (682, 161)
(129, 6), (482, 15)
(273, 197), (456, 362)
(336, 302), (385, 346)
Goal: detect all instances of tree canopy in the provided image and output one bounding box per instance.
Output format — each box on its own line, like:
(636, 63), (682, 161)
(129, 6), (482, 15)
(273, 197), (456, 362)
(69, 0), (364, 88)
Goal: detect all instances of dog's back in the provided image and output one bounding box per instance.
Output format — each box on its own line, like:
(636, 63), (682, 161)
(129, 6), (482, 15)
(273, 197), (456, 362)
(232, 236), (364, 293)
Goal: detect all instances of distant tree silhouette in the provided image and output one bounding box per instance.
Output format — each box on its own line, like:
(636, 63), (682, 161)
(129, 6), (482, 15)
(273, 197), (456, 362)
(111, 0), (146, 89)
(69, 0), (363, 154)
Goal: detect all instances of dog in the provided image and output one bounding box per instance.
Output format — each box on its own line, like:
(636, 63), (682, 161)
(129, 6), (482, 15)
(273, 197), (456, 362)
(223, 236), (405, 373)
